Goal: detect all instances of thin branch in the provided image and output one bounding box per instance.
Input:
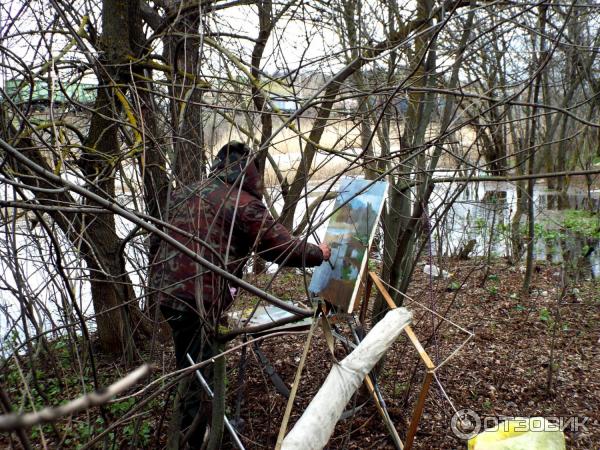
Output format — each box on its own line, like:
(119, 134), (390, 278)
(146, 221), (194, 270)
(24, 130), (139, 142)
(0, 365), (151, 432)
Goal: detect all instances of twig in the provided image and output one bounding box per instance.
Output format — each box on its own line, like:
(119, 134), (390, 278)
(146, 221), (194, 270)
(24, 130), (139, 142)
(275, 319), (318, 449)
(0, 365), (151, 431)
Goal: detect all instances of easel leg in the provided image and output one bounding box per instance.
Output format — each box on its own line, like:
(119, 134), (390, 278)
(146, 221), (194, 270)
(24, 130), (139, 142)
(404, 371), (433, 450)
(363, 373), (404, 449)
(366, 271), (436, 450)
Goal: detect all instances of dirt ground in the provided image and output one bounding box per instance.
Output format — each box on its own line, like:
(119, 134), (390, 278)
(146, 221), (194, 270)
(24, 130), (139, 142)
(1, 257), (597, 449)
(226, 258), (600, 449)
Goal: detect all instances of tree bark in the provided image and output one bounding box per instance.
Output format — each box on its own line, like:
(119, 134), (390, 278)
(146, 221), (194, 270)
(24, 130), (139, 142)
(164, 0), (206, 185)
(278, 0), (454, 230)
(7, 0), (153, 354)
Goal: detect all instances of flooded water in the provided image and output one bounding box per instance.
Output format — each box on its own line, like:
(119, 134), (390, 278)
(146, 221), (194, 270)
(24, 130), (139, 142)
(0, 213), (143, 354)
(2, 177), (599, 352)
(433, 181), (600, 278)
(274, 177), (600, 279)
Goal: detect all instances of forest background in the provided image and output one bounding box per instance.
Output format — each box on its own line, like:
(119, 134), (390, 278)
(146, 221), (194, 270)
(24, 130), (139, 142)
(0, 0), (599, 448)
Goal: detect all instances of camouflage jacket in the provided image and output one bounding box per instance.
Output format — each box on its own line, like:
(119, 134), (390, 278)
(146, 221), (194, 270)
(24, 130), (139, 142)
(150, 150), (323, 317)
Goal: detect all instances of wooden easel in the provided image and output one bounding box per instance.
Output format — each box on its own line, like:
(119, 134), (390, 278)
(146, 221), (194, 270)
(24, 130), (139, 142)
(233, 265), (434, 449)
(354, 270), (435, 450)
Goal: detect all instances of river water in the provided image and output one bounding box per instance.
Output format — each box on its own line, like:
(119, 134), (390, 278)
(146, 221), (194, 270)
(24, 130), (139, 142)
(297, 176), (600, 278)
(430, 180), (600, 278)
(1, 178), (598, 353)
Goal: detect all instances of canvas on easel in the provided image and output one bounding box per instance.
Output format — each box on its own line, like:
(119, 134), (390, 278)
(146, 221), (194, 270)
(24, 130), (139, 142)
(309, 178), (388, 312)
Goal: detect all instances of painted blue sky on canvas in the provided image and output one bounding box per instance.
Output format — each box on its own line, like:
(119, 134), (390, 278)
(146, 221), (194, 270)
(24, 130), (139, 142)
(309, 178), (387, 311)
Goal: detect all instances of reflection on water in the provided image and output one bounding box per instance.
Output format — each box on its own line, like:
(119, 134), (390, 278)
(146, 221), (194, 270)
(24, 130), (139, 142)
(2, 177), (599, 352)
(435, 182), (600, 279)
(286, 178), (600, 279)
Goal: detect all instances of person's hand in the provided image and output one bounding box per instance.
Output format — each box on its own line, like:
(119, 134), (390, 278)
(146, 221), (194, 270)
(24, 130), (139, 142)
(318, 242), (331, 261)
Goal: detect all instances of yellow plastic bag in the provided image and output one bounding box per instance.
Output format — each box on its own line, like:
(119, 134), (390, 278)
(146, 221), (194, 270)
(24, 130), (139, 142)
(468, 417), (566, 450)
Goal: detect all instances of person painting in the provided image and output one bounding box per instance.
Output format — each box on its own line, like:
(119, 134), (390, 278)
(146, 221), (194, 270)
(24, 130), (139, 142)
(150, 141), (330, 448)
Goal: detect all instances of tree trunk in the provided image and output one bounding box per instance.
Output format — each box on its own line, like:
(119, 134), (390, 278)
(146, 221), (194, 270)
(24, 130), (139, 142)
(522, 5), (548, 294)
(382, 0), (436, 306)
(251, 0), (273, 274)
(164, 0), (206, 185)
(78, 0), (149, 353)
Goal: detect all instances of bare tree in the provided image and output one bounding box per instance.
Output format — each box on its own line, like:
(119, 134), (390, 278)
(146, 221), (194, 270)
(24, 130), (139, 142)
(2, 0), (600, 447)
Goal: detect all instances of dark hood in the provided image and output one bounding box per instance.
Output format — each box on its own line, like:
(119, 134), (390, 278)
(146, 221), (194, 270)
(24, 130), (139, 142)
(211, 141), (264, 199)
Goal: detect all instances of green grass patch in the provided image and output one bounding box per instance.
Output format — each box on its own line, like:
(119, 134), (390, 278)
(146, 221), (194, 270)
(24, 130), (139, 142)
(561, 210), (600, 238)
(1, 336), (163, 449)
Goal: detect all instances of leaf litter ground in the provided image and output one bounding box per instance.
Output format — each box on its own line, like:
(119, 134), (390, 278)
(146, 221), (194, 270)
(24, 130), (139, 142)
(227, 258), (599, 449)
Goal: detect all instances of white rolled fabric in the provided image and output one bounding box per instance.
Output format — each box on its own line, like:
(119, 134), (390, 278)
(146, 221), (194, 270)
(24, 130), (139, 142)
(281, 307), (412, 450)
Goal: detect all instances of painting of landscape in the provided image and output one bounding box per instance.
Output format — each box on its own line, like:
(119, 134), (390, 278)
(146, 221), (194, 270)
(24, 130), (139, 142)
(309, 178), (388, 312)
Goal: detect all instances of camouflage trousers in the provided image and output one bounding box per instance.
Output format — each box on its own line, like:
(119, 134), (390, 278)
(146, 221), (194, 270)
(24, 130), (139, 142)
(161, 304), (216, 448)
